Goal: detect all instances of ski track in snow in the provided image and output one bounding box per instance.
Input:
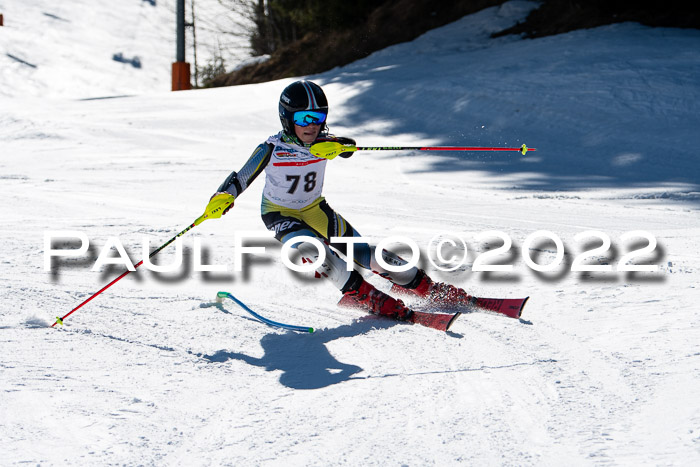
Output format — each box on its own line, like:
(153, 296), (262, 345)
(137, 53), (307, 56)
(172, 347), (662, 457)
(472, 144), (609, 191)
(2, 0), (700, 465)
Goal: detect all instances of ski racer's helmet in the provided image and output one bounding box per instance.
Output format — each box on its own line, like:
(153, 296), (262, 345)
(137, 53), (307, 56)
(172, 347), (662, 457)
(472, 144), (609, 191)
(279, 80), (328, 136)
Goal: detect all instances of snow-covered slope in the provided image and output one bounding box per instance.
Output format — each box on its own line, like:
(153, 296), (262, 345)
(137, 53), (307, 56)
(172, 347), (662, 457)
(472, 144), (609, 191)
(2, 1), (699, 465)
(0, 0), (251, 98)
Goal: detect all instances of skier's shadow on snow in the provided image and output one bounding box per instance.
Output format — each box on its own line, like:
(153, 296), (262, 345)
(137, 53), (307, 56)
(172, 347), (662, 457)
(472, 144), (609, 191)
(201, 316), (398, 390)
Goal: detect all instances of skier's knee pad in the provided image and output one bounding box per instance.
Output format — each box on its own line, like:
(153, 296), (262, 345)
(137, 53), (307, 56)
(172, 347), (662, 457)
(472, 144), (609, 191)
(295, 240), (352, 291)
(369, 246), (419, 286)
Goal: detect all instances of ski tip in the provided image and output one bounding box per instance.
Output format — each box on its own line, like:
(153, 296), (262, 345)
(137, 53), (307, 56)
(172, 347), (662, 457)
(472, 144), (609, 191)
(446, 312), (461, 331)
(516, 297), (530, 319)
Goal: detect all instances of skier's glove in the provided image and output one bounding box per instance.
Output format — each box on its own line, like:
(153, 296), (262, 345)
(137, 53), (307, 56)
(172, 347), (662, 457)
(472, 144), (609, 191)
(210, 192), (235, 215)
(316, 136), (357, 158)
(223, 202), (234, 216)
(336, 137), (357, 158)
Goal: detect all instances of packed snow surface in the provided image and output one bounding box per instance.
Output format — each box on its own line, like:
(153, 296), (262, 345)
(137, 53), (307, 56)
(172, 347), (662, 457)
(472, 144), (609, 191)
(0, 0), (251, 98)
(1, 1), (700, 465)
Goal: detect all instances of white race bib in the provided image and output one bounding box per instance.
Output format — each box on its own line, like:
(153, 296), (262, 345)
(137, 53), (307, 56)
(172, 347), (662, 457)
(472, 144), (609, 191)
(263, 134), (327, 208)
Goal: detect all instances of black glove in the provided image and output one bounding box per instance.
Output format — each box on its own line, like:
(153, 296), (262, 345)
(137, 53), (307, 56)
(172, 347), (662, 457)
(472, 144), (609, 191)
(337, 137), (357, 158)
(317, 135), (357, 158)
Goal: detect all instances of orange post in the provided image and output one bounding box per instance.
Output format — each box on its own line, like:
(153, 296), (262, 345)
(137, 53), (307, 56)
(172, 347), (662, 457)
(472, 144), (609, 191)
(171, 61), (191, 91)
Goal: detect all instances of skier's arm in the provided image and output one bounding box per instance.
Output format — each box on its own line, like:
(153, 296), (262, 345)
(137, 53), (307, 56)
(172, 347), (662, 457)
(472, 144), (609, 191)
(212, 142), (273, 214)
(215, 142), (273, 198)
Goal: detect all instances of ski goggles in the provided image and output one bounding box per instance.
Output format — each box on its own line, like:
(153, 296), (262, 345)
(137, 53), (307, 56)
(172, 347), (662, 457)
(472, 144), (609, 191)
(293, 110), (327, 127)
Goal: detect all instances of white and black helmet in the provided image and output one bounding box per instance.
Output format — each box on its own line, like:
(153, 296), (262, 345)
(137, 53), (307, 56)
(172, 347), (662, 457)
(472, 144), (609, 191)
(278, 80), (328, 135)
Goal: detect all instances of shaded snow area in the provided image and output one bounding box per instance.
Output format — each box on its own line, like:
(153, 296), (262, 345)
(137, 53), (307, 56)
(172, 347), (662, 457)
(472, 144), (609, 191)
(2, 1), (700, 465)
(0, 0), (251, 98)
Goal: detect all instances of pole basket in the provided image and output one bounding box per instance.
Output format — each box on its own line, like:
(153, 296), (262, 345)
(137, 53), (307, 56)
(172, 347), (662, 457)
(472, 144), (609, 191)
(172, 61), (191, 91)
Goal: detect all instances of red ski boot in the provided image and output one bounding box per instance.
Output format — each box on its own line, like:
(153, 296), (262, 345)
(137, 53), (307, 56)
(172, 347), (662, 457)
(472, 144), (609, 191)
(338, 277), (413, 321)
(391, 270), (476, 307)
(340, 272), (461, 331)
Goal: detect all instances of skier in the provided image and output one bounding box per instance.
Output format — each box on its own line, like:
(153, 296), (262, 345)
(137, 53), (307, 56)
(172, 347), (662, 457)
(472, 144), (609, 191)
(213, 80), (474, 322)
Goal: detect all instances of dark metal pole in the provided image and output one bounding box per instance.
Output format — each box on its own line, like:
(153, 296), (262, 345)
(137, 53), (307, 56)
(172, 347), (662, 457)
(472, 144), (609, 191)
(173, 0), (191, 91)
(176, 0), (185, 62)
(190, 0), (198, 87)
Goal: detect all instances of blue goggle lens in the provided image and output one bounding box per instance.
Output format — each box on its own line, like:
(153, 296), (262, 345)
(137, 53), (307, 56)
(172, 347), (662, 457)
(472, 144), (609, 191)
(293, 111), (327, 127)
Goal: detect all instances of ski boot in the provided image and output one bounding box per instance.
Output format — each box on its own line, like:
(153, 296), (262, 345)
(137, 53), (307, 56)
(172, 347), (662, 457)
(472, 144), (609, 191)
(391, 269), (476, 307)
(338, 273), (413, 321)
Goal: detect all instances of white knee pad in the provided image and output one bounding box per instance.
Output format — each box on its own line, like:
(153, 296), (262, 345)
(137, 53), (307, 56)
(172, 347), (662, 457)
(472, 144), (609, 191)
(369, 246), (418, 286)
(297, 241), (352, 290)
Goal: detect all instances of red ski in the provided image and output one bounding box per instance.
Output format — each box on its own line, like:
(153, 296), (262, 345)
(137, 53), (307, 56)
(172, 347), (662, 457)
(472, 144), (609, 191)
(408, 310), (461, 332)
(473, 296), (529, 319)
(389, 274), (528, 321)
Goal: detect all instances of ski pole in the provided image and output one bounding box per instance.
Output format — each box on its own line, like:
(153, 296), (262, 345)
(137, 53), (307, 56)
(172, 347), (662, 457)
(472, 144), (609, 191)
(310, 141), (535, 160)
(52, 193), (235, 327)
(216, 291), (314, 333)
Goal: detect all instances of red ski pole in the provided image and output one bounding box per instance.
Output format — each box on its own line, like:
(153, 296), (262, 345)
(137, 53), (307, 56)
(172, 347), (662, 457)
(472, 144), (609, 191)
(52, 193), (234, 327)
(357, 144), (534, 154)
(310, 142), (535, 160)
